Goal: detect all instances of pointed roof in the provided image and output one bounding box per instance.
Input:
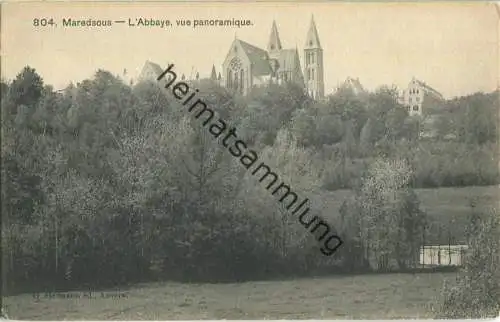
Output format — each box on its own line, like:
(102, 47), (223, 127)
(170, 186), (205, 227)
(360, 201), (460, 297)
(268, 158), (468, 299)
(267, 20), (283, 52)
(338, 77), (366, 95)
(277, 49), (299, 72)
(275, 48), (304, 85)
(139, 60), (164, 81)
(237, 39), (272, 76)
(304, 15), (321, 49)
(210, 65), (217, 80)
(142, 60), (163, 75)
(410, 77), (443, 100)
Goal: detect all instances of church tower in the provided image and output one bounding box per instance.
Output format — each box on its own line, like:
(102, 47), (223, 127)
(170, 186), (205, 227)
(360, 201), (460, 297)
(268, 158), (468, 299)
(304, 15), (324, 99)
(267, 20), (282, 59)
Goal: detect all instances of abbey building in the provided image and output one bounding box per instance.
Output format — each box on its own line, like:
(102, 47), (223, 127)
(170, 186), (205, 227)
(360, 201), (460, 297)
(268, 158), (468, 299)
(221, 16), (325, 99)
(137, 17), (445, 109)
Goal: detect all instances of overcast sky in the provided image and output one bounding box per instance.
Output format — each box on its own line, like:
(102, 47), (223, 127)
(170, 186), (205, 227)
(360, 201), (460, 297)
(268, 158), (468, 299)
(1, 2), (498, 98)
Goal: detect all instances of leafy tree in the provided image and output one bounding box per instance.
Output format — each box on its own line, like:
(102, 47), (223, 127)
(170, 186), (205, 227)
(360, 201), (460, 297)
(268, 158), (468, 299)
(2, 65), (499, 294)
(365, 86), (408, 145)
(242, 83), (309, 146)
(359, 118), (374, 153)
(339, 158), (426, 271)
(448, 91), (498, 144)
(439, 207), (500, 318)
(315, 112), (344, 146)
(1, 80), (9, 98)
(9, 66), (44, 108)
(326, 88), (367, 139)
(289, 108), (316, 147)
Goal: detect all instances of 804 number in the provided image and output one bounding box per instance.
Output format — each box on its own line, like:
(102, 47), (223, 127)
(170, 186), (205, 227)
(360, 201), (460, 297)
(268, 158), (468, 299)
(33, 18), (56, 27)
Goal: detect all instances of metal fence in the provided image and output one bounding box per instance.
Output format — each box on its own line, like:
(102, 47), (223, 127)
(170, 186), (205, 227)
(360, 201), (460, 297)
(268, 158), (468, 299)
(420, 244), (468, 267)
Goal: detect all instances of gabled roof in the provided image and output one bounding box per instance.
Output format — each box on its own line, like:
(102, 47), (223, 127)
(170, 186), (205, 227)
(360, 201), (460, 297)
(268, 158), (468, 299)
(411, 77), (443, 99)
(276, 49), (299, 72)
(142, 60), (164, 76)
(339, 77), (366, 95)
(304, 15), (322, 49)
(238, 39), (272, 76)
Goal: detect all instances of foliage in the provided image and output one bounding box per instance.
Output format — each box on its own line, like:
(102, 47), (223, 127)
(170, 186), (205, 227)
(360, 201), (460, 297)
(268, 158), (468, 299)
(1, 66), (498, 294)
(339, 158), (426, 271)
(8, 66), (44, 108)
(438, 207), (500, 318)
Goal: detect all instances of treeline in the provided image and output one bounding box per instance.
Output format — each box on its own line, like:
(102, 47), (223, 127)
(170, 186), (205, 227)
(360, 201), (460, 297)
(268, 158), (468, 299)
(1, 67), (497, 294)
(286, 86), (498, 190)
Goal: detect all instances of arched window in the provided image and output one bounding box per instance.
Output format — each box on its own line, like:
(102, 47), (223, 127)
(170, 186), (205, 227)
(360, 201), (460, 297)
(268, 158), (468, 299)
(233, 71), (239, 90)
(229, 57), (243, 93)
(227, 70), (232, 88)
(240, 69), (244, 94)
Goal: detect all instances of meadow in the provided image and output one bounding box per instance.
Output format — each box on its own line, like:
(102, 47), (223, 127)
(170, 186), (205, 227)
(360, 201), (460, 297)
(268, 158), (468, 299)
(3, 272), (457, 320)
(316, 185), (498, 244)
(3, 185), (496, 320)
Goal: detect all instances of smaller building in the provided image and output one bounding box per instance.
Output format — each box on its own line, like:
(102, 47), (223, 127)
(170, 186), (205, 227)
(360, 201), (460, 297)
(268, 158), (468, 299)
(138, 60), (222, 92)
(334, 77), (366, 96)
(401, 77), (444, 116)
(138, 60), (165, 83)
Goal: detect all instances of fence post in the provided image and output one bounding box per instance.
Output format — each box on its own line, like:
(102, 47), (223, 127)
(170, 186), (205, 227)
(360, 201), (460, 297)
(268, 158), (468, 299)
(437, 245), (440, 265)
(448, 219), (453, 265)
(421, 226), (426, 268)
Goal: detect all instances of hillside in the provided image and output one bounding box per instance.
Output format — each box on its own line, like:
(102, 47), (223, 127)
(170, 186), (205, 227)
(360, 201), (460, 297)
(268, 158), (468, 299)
(314, 185), (498, 244)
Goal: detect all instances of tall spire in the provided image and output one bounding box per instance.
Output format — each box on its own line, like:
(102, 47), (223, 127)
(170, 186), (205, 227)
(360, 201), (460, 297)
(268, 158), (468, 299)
(304, 15), (321, 49)
(267, 20), (282, 52)
(210, 65), (217, 80)
(303, 14), (324, 100)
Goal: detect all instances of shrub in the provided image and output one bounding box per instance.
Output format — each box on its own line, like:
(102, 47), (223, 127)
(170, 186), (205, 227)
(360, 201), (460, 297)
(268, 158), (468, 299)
(438, 207), (500, 318)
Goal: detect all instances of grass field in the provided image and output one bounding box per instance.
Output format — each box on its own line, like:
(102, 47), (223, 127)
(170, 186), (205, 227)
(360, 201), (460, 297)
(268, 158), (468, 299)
(317, 185), (498, 219)
(316, 185), (498, 243)
(4, 186), (496, 320)
(3, 272), (458, 320)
